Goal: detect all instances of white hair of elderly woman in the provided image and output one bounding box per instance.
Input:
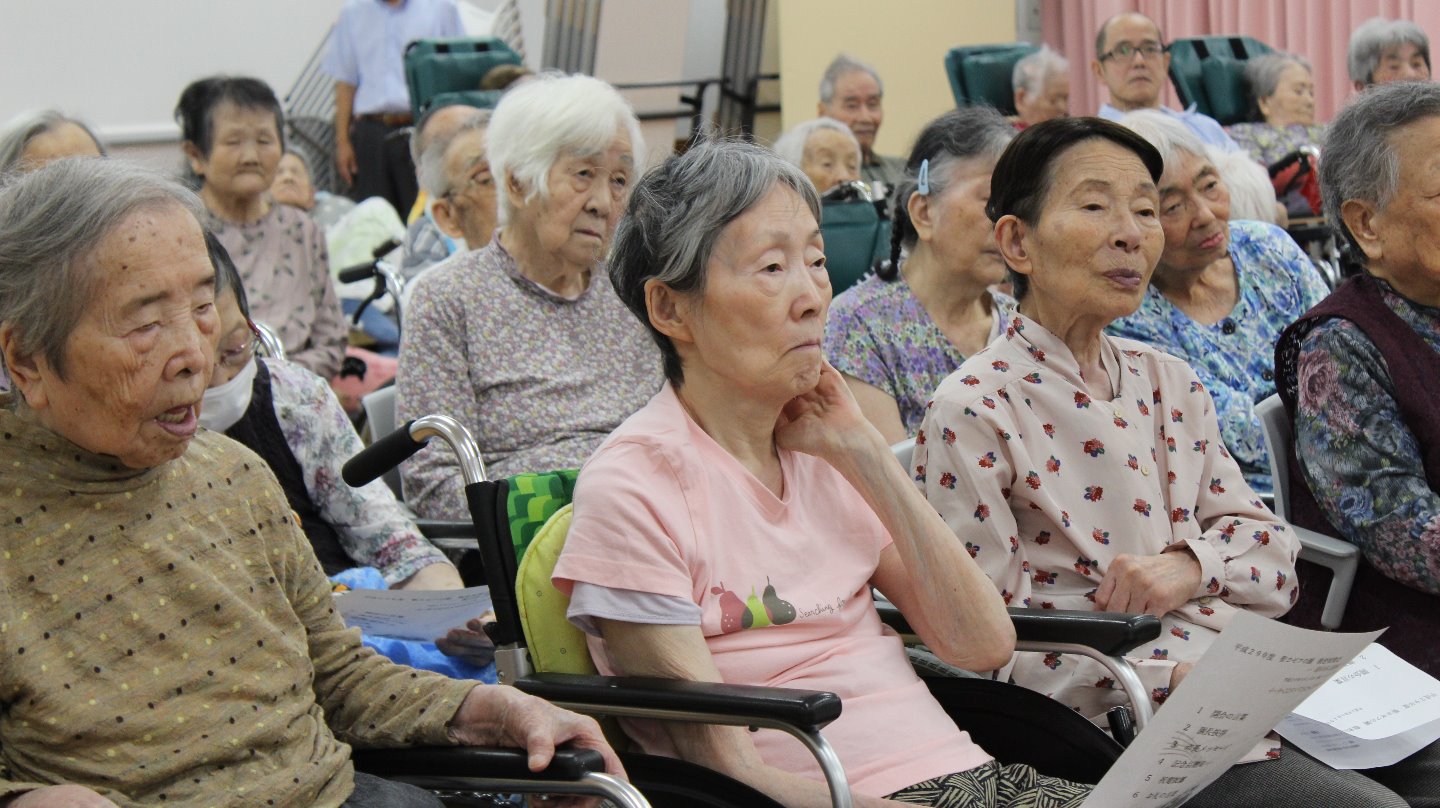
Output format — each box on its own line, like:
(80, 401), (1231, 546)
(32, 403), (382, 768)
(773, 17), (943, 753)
(418, 108), (492, 200)
(486, 72), (645, 225)
(771, 117), (859, 168)
(1119, 109), (1278, 224)
(1012, 45), (1069, 95)
(0, 109), (105, 173)
(1348, 17), (1430, 85)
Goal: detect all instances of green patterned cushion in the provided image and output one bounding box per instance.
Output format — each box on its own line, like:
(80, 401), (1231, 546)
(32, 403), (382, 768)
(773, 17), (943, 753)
(504, 469), (580, 561)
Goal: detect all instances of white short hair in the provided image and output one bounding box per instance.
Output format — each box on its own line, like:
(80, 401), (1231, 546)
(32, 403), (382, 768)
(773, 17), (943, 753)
(418, 109), (491, 199)
(1012, 45), (1068, 95)
(1120, 109), (1277, 224)
(772, 117), (858, 168)
(486, 72), (645, 224)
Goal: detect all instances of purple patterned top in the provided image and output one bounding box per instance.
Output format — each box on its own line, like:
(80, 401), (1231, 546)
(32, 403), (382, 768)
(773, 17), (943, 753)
(825, 273), (1013, 435)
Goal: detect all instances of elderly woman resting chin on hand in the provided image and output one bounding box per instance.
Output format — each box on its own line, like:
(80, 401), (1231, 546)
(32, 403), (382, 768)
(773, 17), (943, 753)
(0, 158), (620, 808)
(549, 140), (1107, 808)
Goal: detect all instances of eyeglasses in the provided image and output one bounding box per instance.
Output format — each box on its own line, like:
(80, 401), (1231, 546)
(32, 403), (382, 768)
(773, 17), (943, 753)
(443, 167), (495, 201)
(216, 323), (259, 370)
(1099, 41), (1166, 63)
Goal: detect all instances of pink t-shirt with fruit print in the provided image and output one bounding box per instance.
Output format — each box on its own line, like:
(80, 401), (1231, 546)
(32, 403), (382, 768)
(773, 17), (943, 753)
(553, 384), (990, 798)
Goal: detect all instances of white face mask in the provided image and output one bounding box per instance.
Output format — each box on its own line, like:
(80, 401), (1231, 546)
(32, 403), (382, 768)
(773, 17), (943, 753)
(200, 357), (257, 433)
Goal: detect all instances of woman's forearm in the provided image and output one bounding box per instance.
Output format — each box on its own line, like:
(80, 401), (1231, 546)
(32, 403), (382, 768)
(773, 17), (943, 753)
(830, 428), (1015, 671)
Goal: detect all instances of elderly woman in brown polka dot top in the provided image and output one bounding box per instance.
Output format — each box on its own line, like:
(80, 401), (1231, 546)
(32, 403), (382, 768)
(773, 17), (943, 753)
(0, 159), (620, 807)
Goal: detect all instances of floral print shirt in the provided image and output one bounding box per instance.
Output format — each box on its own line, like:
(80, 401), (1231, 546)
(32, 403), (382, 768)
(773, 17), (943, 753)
(1109, 221), (1330, 492)
(915, 313), (1297, 721)
(825, 273), (1013, 435)
(1227, 122), (1326, 168)
(397, 236), (663, 520)
(1294, 279), (1440, 596)
(208, 204), (348, 379)
(261, 357), (451, 585)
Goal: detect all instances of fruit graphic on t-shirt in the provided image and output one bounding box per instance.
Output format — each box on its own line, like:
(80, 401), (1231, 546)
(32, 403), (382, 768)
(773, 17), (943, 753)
(762, 577), (797, 625)
(712, 583), (747, 633)
(744, 587), (773, 628)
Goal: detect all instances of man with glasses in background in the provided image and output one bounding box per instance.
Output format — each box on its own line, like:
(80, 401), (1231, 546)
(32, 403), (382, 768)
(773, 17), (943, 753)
(1092, 12), (1239, 151)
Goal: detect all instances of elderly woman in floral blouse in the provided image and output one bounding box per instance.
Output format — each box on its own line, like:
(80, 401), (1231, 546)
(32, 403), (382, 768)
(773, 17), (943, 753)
(1278, 81), (1440, 678)
(398, 73), (662, 520)
(1108, 110), (1330, 492)
(910, 118), (1421, 807)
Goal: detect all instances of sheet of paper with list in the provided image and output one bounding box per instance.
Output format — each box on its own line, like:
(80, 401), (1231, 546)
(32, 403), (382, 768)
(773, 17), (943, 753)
(1082, 610), (1381, 808)
(335, 585), (493, 642)
(1276, 642), (1440, 769)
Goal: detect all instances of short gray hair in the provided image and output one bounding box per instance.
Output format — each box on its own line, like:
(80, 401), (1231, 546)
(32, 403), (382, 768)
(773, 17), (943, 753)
(772, 117), (859, 170)
(0, 158), (205, 382)
(1348, 17), (1430, 85)
(418, 109), (492, 199)
(1244, 52), (1313, 103)
(0, 110), (105, 173)
(410, 102), (470, 167)
(609, 139), (819, 385)
(1117, 109), (1209, 178)
(487, 72), (645, 224)
(1013, 45), (1069, 95)
(819, 54), (883, 105)
(1322, 81), (1440, 257)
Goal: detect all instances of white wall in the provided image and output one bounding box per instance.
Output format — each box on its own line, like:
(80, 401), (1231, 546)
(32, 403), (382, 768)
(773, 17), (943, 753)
(0, 1), (343, 145)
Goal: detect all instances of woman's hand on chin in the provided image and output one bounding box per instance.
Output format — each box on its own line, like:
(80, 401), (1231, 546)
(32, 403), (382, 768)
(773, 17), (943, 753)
(775, 360), (879, 463)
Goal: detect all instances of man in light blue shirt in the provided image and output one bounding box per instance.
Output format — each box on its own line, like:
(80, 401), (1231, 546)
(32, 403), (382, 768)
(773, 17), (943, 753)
(324, 0), (464, 215)
(1091, 12), (1239, 152)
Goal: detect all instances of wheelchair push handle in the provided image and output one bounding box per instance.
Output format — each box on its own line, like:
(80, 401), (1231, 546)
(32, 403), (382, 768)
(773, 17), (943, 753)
(343, 415), (489, 490)
(337, 238), (403, 284)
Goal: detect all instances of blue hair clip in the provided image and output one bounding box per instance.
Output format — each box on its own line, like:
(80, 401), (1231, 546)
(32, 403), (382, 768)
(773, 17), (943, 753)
(917, 158), (931, 195)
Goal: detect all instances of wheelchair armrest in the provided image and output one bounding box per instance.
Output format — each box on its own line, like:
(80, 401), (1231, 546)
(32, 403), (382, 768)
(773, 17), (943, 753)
(416, 519), (478, 540)
(876, 602), (1161, 657)
(517, 672), (842, 733)
(351, 744), (604, 780)
(1008, 608), (1161, 657)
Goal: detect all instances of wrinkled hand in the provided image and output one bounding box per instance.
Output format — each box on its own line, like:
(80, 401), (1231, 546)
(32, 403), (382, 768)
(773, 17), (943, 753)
(447, 685), (624, 808)
(4, 785), (119, 807)
(435, 613), (497, 668)
(1094, 549), (1201, 617)
(335, 138), (357, 186)
(774, 360), (872, 463)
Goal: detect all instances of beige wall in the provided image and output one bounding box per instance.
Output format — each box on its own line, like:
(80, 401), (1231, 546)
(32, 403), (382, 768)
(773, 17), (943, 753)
(776, 0), (1017, 158)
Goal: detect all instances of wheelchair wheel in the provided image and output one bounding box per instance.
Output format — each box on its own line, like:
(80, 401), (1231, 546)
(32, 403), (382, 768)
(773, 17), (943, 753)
(925, 676), (1122, 785)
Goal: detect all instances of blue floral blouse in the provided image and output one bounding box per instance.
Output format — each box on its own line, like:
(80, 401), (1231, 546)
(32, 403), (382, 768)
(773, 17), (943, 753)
(1294, 279), (1440, 596)
(1109, 221), (1330, 491)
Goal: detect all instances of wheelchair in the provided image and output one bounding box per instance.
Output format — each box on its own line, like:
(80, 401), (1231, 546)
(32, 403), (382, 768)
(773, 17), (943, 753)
(343, 413), (1166, 807)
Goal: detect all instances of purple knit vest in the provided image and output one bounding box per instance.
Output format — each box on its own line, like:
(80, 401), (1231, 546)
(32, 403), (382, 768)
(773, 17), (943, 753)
(1274, 272), (1440, 674)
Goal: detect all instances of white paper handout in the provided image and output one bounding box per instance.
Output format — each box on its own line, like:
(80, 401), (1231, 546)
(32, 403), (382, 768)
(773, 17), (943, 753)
(335, 585), (493, 642)
(1081, 610), (1381, 808)
(1276, 642), (1440, 769)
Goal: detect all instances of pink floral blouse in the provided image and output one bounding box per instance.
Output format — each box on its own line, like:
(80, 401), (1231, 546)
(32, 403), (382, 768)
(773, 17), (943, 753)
(914, 313), (1299, 720)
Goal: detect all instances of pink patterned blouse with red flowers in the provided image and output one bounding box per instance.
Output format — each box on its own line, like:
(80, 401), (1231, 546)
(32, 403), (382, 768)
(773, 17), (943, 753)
(914, 312), (1298, 723)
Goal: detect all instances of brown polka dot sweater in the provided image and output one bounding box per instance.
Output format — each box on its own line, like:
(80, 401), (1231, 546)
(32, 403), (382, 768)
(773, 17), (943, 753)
(0, 402), (477, 806)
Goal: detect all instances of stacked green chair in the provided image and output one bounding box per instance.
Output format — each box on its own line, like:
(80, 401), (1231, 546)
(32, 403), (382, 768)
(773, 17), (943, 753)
(820, 181), (891, 295)
(943, 43), (1040, 114)
(1166, 36), (1275, 125)
(404, 37), (524, 119)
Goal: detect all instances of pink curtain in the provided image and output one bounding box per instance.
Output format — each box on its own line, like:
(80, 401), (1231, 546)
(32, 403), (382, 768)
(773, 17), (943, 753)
(1043, 0), (1440, 123)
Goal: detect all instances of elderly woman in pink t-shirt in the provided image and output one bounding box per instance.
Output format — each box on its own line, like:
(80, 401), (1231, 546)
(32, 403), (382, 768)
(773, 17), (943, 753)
(551, 141), (1088, 807)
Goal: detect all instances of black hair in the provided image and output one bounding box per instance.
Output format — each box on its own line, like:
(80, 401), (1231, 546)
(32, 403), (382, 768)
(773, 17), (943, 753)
(174, 76), (284, 157)
(878, 106), (1015, 281)
(205, 231), (250, 320)
(985, 116), (1163, 299)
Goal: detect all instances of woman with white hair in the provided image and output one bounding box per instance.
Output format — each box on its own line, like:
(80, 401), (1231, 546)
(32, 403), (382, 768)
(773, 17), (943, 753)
(1011, 46), (1070, 129)
(1348, 17), (1430, 91)
(1109, 110), (1329, 493)
(772, 117), (860, 194)
(397, 73), (663, 520)
(0, 110), (104, 173)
